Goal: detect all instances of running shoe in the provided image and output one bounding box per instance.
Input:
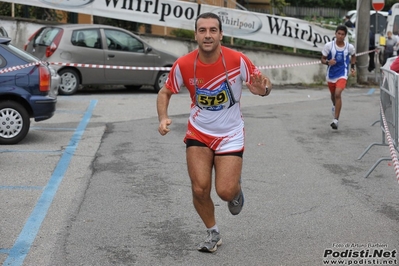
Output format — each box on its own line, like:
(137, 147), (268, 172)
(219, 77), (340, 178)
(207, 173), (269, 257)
(197, 229), (222, 253)
(330, 119), (338, 130)
(332, 105), (335, 118)
(228, 188), (244, 215)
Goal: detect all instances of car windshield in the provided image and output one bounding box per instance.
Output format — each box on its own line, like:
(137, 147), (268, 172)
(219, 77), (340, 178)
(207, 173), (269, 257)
(35, 28), (61, 46)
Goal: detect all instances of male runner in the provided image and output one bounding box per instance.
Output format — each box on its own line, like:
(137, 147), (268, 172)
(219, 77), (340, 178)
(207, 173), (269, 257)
(157, 12), (272, 253)
(321, 25), (356, 130)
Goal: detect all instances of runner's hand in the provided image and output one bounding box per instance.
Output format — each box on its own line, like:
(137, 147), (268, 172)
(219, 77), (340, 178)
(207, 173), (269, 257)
(351, 68), (356, 77)
(246, 73), (271, 96)
(159, 118), (172, 136)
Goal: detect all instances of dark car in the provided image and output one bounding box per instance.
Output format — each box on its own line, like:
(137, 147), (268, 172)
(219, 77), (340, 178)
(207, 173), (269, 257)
(0, 37), (57, 144)
(24, 24), (178, 95)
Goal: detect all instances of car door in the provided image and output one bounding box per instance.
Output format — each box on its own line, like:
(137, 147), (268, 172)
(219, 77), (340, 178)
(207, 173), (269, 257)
(68, 28), (106, 84)
(102, 28), (155, 84)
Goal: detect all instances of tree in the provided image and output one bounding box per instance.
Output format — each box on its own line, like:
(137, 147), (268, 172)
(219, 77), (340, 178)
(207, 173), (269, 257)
(0, 3), (62, 21)
(270, 0), (289, 14)
(284, 0), (399, 11)
(285, 0), (356, 9)
(93, 16), (142, 32)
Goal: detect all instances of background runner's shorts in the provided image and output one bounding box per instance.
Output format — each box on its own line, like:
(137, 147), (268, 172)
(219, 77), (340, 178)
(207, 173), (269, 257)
(328, 78), (347, 93)
(184, 122), (245, 154)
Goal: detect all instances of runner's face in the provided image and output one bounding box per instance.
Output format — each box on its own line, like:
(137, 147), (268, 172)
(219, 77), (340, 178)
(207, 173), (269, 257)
(195, 18), (223, 53)
(335, 30), (346, 42)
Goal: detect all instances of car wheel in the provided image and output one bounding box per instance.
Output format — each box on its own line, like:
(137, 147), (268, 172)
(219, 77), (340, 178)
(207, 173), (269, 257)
(125, 85), (142, 90)
(154, 71), (169, 93)
(59, 68), (80, 95)
(0, 101), (30, 145)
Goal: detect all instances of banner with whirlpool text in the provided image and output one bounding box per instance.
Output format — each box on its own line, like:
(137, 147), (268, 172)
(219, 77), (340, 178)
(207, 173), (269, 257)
(0, 0), (336, 52)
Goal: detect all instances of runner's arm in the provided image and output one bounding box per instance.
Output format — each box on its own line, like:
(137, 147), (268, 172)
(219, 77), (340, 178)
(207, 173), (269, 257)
(157, 86), (173, 135)
(350, 54), (356, 66)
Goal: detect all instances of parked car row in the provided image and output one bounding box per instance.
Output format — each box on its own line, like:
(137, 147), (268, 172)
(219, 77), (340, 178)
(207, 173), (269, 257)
(0, 23), (177, 144)
(24, 24), (178, 95)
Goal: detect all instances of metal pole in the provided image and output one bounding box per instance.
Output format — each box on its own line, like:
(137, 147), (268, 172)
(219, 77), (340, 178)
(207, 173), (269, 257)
(376, 11), (378, 81)
(356, 0), (371, 83)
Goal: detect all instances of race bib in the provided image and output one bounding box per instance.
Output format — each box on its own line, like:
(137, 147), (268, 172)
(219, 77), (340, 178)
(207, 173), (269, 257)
(195, 81), (234, 111)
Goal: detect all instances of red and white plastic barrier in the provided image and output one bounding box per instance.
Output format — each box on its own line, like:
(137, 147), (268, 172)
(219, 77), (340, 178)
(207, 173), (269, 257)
(379, 101), (399, 184)
(0, 62), (41, 74)
(50, 62), (172, 71)
(0, 49), (378, 75)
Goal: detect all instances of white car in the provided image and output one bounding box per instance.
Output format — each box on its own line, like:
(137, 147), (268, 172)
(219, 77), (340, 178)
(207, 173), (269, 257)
(345, 10), (388, 27)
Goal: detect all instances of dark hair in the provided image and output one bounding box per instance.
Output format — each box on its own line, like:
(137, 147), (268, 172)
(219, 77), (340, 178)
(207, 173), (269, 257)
(336, 25), (348, 35)
(195, 12), (223, 32)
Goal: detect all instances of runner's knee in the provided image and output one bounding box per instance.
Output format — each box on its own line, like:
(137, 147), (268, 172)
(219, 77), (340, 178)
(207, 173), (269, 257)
(216, 183), (240, 201)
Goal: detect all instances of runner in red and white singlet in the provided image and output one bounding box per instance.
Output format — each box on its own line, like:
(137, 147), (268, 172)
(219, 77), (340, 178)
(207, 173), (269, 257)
(157, 12), (272, 253)
(165, 46), (261, 153)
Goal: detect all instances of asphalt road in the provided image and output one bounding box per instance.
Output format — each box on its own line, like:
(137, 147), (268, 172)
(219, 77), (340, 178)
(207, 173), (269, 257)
(1, 85), (398, 266)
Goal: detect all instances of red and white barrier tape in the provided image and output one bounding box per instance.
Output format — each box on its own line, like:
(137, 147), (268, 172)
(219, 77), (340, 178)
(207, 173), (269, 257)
(258, 60), (320, 70)
(356, 49), (378, 56)
(258, 49), (376, 69)
(0, 49), (377, 74)
(0, 62), (41, 74)
(50, 62), (172, 71)
(379, 101), (399, 184)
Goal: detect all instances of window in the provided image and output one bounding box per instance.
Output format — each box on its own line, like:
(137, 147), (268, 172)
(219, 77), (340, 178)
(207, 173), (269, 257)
(104, 29), (144, 52)
(34, 28), (61, 46)
(71, 29), (101, 49)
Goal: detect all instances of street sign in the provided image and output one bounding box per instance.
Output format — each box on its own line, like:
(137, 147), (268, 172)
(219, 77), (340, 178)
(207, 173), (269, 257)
(372, 0), (385, 11)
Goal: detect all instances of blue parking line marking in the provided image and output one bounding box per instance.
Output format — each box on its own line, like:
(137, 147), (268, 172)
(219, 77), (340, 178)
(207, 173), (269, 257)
(0, 186), (43, 190)
(3, 99), (97, 266)
(367, 88), (375, 95)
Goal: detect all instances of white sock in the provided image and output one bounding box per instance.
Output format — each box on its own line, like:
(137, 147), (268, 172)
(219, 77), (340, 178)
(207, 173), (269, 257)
(207, 224), (219, 233)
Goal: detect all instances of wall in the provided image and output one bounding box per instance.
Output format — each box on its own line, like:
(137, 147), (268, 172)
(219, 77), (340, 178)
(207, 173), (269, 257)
(0, 16), (327, 86)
